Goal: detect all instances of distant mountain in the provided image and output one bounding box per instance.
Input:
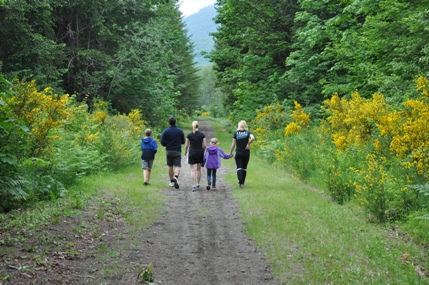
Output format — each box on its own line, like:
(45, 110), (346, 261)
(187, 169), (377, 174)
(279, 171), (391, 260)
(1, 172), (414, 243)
(183, 5), (217, 67)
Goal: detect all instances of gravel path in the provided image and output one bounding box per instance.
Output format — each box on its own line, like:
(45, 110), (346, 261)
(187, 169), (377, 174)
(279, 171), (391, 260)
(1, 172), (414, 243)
(135, 121), (275, 284)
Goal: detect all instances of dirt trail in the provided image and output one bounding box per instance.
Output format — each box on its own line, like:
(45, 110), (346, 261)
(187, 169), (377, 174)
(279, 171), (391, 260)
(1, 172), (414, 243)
(0, 121), (275, 285)
(128, 121), (275, 284)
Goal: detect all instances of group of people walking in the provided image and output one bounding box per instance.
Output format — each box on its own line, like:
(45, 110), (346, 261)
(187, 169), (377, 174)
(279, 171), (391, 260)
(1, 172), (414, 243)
(140, 117), (255, 191)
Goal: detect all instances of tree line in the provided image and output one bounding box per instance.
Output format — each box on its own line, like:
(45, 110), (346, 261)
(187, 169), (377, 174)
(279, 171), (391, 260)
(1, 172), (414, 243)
(210, 0), (429, 123)
(0, 0), (199, 126)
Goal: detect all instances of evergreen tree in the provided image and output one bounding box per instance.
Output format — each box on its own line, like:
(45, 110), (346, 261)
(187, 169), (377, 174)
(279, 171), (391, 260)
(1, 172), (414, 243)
(210, 0), (299, 122)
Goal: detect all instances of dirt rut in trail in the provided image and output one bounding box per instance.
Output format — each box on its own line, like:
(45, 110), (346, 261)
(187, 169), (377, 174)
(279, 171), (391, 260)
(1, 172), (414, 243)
(129, 121), (275, 284)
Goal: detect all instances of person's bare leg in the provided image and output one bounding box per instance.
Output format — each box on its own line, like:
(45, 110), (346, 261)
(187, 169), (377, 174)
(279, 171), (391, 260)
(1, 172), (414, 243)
(174, 166), (180, 178)
(146, 169), (151, 184)
(196, 164), (202, 186)
(172, 166), (180, 189)
(169, 166), (174, 180)
(190, 164), (196, 186)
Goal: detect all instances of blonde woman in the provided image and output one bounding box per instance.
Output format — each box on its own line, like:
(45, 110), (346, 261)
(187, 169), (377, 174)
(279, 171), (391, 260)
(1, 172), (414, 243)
(184, 121), (206, 191)
(229, 120), (255, 188)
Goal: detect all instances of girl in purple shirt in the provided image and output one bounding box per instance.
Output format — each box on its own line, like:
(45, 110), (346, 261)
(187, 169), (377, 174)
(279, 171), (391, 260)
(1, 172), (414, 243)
(204, 138), (231, 190)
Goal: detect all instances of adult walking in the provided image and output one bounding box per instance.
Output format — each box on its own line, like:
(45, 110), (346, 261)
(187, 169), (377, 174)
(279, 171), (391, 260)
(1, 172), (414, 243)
(229, 120), (255, 188)
(160, 117), (185, 189)
(184, 121), (206, 191)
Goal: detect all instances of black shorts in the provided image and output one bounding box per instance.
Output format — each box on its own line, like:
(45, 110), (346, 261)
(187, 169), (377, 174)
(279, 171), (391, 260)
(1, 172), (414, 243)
(166, 150), (181, 167)
(188, 149), (204, 165)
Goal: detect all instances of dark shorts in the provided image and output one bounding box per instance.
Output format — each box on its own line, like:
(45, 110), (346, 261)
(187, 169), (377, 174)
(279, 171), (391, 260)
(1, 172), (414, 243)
(166, 150), (181, 167)
(188, 149), (204, 165)
(142, 160), (154, 170)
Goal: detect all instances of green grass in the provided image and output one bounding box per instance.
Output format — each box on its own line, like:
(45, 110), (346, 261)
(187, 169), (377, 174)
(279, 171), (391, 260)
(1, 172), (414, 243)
(73, 159), (166, 230)
(206, 117), (429, 284)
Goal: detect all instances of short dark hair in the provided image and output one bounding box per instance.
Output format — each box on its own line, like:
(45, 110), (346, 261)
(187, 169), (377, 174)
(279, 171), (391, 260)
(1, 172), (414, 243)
(169, 117), (176, 126)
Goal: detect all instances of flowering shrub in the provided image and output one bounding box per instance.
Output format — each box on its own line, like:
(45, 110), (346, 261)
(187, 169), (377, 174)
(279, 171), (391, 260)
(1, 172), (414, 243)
(1, 79), (146, 211)
(322, 91), (390, 150)
(252, 103), (288, 147)
(285, 101), (311, 136)
(250, 76), (429, 222)
(8, 80), (70, 157)
(321, 78), (429, 221)
(390, 98), (429, 176)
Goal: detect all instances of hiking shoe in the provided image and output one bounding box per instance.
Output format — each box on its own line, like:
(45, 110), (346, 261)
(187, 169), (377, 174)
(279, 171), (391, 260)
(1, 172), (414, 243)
(196, 184), (200, 190)
(169, 181), (175, 187)
(192, 185), (197, 191)
(206, 185), (210, 190)
(173, 177), (179, 189)
(212, 187), (217, 190)
(239, 184), (244, 188)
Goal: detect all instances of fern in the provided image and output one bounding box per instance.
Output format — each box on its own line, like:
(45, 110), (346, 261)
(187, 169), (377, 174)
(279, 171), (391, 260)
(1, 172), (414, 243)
(407, 184), (429, 220)
(0, 175), (28, 199)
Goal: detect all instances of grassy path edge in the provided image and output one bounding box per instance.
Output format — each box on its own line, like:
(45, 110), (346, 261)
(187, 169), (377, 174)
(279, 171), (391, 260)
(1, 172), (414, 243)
(210, 119), (428, 284)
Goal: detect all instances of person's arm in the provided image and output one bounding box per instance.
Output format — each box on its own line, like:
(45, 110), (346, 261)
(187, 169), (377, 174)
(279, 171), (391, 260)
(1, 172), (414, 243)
(219, 148), (230, 159)
(203, 150), (207, 167)
(229, 138), (236, 156)
(160, 131), (166, 147)
(246, 133), (255, 149)
(181, 130), (186, 145)
(202, 137), (207, 151)
(184, 138), (190, 155)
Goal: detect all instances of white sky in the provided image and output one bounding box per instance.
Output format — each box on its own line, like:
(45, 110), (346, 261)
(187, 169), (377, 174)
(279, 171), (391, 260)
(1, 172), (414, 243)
(178, 0), (216, 17)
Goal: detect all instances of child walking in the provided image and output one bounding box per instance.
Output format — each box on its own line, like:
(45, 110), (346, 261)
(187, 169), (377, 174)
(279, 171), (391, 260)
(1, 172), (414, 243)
(141, 128), (158, 186)
(203, 137), (231, 190)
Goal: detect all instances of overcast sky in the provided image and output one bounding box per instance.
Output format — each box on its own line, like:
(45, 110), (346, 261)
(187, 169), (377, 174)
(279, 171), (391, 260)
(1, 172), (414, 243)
(178, 0), (216, 17)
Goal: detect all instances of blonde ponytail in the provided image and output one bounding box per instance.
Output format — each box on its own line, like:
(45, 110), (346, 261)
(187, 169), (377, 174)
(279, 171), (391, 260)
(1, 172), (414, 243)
(192, 121), (199, 133)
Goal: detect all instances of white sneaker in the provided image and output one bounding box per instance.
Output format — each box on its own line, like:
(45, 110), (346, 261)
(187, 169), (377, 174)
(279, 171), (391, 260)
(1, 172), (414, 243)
(169, 182), (175, 187)
(173, 177), (179, 189)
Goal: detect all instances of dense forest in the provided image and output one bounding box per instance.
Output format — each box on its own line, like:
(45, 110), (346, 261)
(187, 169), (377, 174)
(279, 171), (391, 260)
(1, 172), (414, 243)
(210, 0), (429, 123)
(0, 0), (199, 126)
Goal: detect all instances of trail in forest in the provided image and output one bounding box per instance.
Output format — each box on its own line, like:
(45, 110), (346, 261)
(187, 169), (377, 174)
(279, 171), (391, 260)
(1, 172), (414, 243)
(124, 121), (275, 284)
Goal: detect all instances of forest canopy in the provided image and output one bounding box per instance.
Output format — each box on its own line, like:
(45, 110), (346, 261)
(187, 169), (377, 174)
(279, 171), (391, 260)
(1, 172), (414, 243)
(210, 0), (429, 123)
(0, 0), (199, 126)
